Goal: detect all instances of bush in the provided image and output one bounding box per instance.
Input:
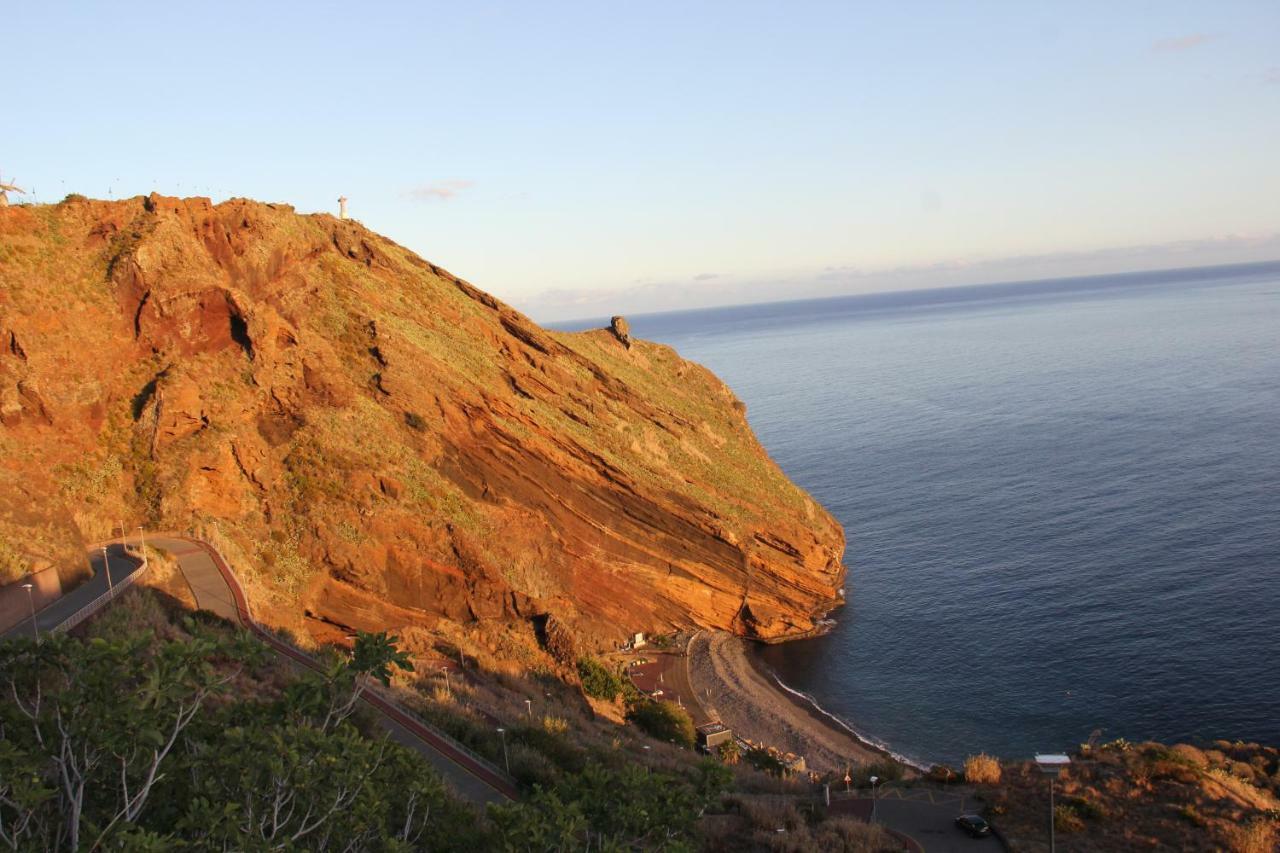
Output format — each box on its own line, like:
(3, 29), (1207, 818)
(745, 746), (788, 776)
(1179, 804), (1207, 827)
(626, 699), (695, 748)
(964, 753), (1002, 784)
(1225, 819), (1277, 853)
(810, 816), (897, 852)
(577, 656), (623, 701)
(1054, 804), (1085, 833)
(927, 763), (960, 784)
(735, 796), (804, 831)
(1170, 743), (1209, 768)
(851, 759), (904, 787)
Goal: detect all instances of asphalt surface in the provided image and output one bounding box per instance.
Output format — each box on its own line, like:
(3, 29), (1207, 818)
(866, 790), (1003, 853)
(2, 542), (142, 640)
(147, 536), (240, 622)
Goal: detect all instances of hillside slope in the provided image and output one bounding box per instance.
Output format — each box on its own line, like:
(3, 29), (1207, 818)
(0, 194), (845, 645)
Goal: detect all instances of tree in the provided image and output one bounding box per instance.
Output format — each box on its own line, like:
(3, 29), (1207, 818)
(717, 739), (742, 765)
(0, 618), (468, 851)
(0, 625), (256, 850)
(625, 699), (696, 749)
(489, 759), (731, 851)
(286, 630), (415, 732)
(577, 657), (623, 701)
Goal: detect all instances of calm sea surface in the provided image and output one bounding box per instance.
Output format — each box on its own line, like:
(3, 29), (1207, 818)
(563, 264), (1280, 766)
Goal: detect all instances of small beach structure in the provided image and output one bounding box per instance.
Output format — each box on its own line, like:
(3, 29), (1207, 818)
(695, 722), (733, 754)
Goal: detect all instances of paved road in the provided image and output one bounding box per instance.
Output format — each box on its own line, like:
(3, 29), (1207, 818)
(849, 788), (1003, 853)
(2, 543), (142, 640)
(148, 536), (240, 621)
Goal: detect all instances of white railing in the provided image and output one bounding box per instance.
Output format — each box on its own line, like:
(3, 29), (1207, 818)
(52, 544), (149, 634)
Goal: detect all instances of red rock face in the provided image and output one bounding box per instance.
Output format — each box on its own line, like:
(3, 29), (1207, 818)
(0, 195), (846, 645)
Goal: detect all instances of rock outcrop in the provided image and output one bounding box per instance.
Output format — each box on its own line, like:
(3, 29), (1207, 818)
(0, 195), (846, 645)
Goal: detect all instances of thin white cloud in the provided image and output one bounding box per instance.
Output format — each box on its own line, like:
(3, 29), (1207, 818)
(1152, 33), (1217, 53)
(693, 272), (720, 281)
(1263, 67), (1280, 85)
(516, 233), (1280, 323)
(406, 180), (474, 201)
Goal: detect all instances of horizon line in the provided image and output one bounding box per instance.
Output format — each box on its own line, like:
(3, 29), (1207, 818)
(544, 257), (1280, 328)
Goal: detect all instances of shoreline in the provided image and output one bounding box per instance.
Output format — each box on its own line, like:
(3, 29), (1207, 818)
(686, 630), (919, 774)
(741, 642), (930, 771)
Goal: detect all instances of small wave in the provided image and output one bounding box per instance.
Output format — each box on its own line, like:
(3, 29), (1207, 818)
(764, 669), (931, 770)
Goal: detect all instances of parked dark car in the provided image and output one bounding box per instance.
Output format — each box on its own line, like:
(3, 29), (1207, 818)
(955, 814), (992, 838)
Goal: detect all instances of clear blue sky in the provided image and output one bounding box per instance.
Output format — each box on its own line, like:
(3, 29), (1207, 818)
(8, 1), (1279, 320)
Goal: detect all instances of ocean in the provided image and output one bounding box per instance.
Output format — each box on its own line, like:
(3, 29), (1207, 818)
(557, 262), (1280, 767)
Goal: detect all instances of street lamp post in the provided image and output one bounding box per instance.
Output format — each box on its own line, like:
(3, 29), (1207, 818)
(497, 727), (510, 774)
(22, 583), (37, 641)
(870, 775), (880, 822)
(642, 743), (651, 775)
(525, 698), (532, 720)
(1035, 754), (1071, 853)
(137, 527), (147, 568)
(102, 546), (113, 594)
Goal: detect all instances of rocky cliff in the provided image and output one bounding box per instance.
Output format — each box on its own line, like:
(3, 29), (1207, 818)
(0, 195), (845, 645)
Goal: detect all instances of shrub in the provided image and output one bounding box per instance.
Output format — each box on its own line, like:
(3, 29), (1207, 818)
(745, 747), (788, 777)
(964, 753), (1002, 784)
(1229, 761), (1259, 784)
(1225, 819), (1277, 853)
(1179, 804), (1207, 827)
(1151, 759), (1199, 784)
(1171, 743), (1209, 769)
(626, 698), (696, 748)
(507, 742), (559, 789)
(577, 656), (623, 701)
(851, 759), (904, 787)
(810, 816), (897, 852)
(735, 796), (804, 831)
(1054, 804), (1085, 833)
(717, 739), (741, 765)
(927, 763), (960, 784)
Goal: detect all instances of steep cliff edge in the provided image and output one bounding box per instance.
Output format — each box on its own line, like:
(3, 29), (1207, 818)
(0, 195), (845, 644)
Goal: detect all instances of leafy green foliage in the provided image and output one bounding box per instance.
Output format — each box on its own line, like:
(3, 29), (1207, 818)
(577, 656), (623, 701)
(626, 699), (696, 749)
(489, 759), (731, 851)
(0, 621), (471, 850)
(717, 738), (742, 765)
(353, 630), (415, 686)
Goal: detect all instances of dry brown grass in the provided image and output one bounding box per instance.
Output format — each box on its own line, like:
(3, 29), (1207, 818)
(964, 752), (1002, 784)
(720, 794), (897, 851)
(1224, 819), (1277, 853)
(991, 743), (1280, 852)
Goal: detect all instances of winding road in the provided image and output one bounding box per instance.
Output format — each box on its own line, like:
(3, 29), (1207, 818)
(4, 534), (516, 806)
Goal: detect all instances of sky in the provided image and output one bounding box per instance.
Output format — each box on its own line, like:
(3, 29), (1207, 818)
(7, 1), (1280, 321)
